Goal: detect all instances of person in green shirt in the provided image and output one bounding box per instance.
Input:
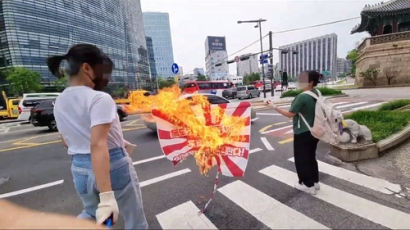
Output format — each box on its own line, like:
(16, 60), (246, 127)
(271, 70), (320, 195)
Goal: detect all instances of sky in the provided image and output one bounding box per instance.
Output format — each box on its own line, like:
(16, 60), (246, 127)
(141, 0), (382, 74)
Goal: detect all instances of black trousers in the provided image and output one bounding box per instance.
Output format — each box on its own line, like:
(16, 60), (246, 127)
(293, 131), (319, 187)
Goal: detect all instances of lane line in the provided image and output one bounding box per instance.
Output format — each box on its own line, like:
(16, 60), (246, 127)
(0, 140), (62, 153)
(336, 101), (367, 109)
(259, 124), (273, 134)
(251, 117), (260, 122)
(133, 155), (166, 165)
(343, 102), (384, 114)
(288, 158), (401, 194)
(330, 101), (349, 106)
(256, 113), (281, 116)
(279, 138), (294, 144)
(249, 148), (263, 154)
(218, 181), (328, 229)
(260, 137), (275, 151)
(156, 201), (217, 229)
(0, 180), (64, 199)
(262, 125), (293, 135)
(140, 168), (191, 188)
(273, 121), (289, 126)
(259, 165), (410, 229)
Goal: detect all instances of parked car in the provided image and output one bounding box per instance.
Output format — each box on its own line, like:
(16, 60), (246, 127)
(18, 93), (60, 121)
(30, 99), (57, 131)
(222, 87), (237, 99)
(237, 85), (260, 99)
(144, 94), (257, 132)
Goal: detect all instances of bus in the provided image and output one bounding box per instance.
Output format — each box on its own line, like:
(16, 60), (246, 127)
(183, 81), (233, 97)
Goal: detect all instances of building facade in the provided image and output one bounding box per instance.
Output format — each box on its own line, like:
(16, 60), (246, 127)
(193, 67), (205, 76)
(279, 33), (338, 79)
(353, 0), (410, 87)
(236, 53), (258, 77)
(143, 12), (174, 78)
(205, 36), (229, 80)
(0, 0), (150, 88)
(336, 58), (352, 76)
(146, 36), (157, 79)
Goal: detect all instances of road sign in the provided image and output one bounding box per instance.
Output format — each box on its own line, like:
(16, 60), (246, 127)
(260, 59), (268, 64)
(260, 54), (268, 60)
(172, 63), (179, 74)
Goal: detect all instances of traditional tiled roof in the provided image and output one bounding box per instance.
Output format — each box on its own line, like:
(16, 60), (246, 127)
(351, 0), (410, 34)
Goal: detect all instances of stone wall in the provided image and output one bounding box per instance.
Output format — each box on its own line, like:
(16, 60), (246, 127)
(356, 33), (410, 87)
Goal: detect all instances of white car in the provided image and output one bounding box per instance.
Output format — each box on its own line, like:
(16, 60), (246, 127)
(144, 94), (257, 132)
(18, 93), (60, 121)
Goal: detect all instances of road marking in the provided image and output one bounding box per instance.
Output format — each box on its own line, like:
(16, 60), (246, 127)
(259, 124), (273, 133)
(256, 113), (281, 116)
(279, 137), (294, 144)
(336, 101), (367, 109)
(330, 101), (349, 106)
(122, 126), (146, 132)
(218, 181), (328, 229)
(259, 165), (410, 229)
(0, 180), (64, 199)
(262, 125), (293, 135)
(140, 168), (191, 188)
(251, 117), (259, 122)
(156, 201), (217, 229)
(260, 137), (274, 151)
(0, 140), (62, 153)
(274, 121), (289, 126)
(288, 158), (401, 194)
(249, 148), (263, 154)
(133, 155), (165, 165)
(343, 102), (384, 114)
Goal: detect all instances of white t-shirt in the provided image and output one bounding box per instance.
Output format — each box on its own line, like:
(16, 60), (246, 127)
(54, 86), (124, 155)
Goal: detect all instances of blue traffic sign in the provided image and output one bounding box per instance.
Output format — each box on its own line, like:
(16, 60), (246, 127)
(260, 54), (269, 60)
(172, 63), (179, 74)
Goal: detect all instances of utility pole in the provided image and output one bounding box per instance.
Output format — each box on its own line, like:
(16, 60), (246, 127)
(258, 21), (266, 98)
(269, 31), (274, 97)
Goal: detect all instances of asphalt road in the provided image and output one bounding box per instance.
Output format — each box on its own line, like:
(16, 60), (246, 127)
(1, 96), (410, 229)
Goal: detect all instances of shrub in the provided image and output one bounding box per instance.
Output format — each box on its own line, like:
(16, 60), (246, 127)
(378, 99), (410, 111)
(280, 87), (343, 98)
(345, 110), (410, 142)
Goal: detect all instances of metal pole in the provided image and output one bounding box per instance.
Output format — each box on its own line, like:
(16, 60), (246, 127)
(269, 31), (274, 97)
(258, 21), (266, 98)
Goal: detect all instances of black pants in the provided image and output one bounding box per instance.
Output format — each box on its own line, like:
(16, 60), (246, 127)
(293, 131), (319, 187)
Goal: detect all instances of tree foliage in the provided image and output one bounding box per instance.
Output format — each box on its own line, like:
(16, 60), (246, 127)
(196, 74), (207, 81)
(159, 78), (175, 89)
(346, 49), (359, 77)
(359, 67), (379, 85)
(6, 67), (43, 96)
(243, 73), (260, 85)
(53, 76), (68, 92)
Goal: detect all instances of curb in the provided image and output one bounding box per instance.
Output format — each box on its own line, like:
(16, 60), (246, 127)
(377, 123), (410, 153)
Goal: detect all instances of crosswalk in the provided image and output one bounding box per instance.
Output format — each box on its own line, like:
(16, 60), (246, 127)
(156, 161), (409, 229)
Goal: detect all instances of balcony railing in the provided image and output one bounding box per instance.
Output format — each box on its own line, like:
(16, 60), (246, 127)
(358, 31), (410, 51)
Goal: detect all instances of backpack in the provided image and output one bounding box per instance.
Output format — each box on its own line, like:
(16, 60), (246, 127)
(298, 89), (344, 145)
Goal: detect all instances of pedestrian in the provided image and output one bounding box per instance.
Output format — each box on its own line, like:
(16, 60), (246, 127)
(281, 71), (289, 91)
(270, 70), (321, 195)
(47, 44), (148, 229)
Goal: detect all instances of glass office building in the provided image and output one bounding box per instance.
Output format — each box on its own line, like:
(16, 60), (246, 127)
(0, 0), (150, 88)
(143, 12), (174, 78)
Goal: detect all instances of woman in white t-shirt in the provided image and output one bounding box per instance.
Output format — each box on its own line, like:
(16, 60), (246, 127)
(47, 44), (147, 229)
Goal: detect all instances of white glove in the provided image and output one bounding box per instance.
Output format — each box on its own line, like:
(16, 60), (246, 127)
(96, 191), (119, 225)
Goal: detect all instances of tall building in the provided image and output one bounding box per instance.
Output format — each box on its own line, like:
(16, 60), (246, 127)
(143, 12), (175, 78)
(0, 0), (150, 88)
(146, 36), (157, 79)
(193, 68), (205, 76)
(236, 53), (258, 77)
(336, 58), (352, 76)
(205, 36), (229, 80)
(279, 34), (338, 78)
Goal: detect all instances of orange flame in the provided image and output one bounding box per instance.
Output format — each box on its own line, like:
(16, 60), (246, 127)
(126, 85), (248, 175)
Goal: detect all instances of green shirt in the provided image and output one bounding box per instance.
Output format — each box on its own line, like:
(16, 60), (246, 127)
(289, 89), (318, 135)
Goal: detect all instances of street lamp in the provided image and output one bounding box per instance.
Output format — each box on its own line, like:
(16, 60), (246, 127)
(238, 19), (267, 98)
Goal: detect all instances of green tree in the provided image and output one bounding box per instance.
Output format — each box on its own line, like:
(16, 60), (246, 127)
(112, 87), (126, 98)
(53, 76), (68, 92)
(159, 78), (175, 89)
(6, 67), (43, 96)
(197, 74), (207, 81)
(346, 49), (359, 77)
(243, 72), (260, 85)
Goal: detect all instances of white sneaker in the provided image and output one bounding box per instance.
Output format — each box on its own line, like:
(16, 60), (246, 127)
(314, 183), (320, 191)
(294, 183), (317, 195)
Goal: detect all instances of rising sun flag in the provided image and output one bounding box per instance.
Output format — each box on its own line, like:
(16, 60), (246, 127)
(124, 85), (251, 210)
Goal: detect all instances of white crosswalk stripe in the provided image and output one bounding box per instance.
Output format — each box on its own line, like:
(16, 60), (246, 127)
(288, 158), (401, 194)
(259, 165), (410, 229)
(336, 101), (368, 109)
(156, 201), (217, 229)
(218, 180), (328, 229)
